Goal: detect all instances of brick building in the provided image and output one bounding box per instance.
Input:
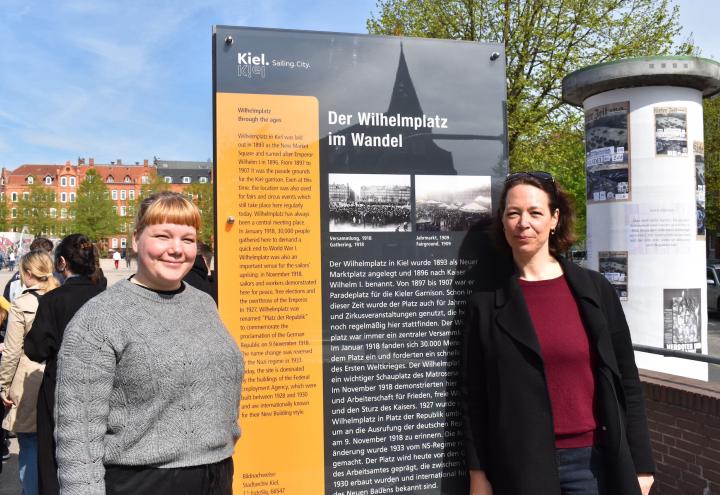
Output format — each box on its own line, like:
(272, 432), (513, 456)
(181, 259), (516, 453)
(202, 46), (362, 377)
(0, 157), (214, 249)
(153, 158), (212, 192)
(0, 158), (151, 249)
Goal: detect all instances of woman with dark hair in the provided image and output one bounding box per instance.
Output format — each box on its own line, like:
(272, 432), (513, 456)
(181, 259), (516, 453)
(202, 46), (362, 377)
(54, 192), (242, 495)
(24, 234), (105, 495)
(462, 172), (654, 495)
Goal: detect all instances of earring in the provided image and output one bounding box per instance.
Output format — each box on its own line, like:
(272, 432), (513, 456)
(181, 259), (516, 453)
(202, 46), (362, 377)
(550, 228), (556, 236)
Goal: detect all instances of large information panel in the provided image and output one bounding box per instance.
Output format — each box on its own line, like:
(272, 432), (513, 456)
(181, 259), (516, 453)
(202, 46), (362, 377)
(213, 26), (507, 494)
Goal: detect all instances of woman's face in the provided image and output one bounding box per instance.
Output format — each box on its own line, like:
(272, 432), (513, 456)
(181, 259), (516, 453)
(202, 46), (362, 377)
(132, 223), (197, 290)
(502, 184), (559, 260)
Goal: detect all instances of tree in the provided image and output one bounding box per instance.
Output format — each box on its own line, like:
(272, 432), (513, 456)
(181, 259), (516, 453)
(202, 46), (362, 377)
(0, 199), (9, 232)
(70, 168), (120, 242)
(185, 182), (214, 245)
(368, 0), (692, 241)
(704, 97), (720, 241)
(13, 183), (58, 236)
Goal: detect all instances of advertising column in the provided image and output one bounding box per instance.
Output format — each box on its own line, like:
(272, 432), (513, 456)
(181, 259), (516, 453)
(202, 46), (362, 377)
(214, 27), (507, 494)
(563, 57), (720, 381)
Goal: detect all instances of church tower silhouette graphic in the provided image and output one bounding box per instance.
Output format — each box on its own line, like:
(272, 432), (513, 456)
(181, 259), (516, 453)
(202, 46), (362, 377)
(324, 44), (455, 174)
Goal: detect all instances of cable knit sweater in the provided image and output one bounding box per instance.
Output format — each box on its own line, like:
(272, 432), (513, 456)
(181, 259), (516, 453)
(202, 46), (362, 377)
(55, 279), (243, 495)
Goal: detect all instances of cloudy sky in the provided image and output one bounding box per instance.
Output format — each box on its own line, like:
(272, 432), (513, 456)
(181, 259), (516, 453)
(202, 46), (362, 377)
(0, 0), (715, 169)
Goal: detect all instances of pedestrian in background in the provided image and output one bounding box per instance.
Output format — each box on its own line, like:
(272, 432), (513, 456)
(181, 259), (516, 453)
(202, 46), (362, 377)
(0, 295), (11, 473)
(112, 249), (121, 270)
(0, 250), (59, 495)
(24, 234), (105, 495)
(462, 172), (654, 495)
(55, 192), (243, 495)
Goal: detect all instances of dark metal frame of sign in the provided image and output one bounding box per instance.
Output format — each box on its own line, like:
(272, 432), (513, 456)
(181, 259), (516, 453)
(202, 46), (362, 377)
(213, 25), (507, 495)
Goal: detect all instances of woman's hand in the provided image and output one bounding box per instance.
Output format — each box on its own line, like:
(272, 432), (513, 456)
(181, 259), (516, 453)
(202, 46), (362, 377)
(638, 474), (654, 495)
(1, 395), (13, 408)
(469, 470), (493, 495)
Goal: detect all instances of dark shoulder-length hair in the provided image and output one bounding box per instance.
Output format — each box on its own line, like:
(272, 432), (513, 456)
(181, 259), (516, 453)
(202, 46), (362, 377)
(493, 174), (577, 257)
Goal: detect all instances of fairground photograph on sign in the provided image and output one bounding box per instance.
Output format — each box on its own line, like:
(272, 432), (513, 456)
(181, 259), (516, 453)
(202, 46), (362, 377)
(414, 174), (491, 231)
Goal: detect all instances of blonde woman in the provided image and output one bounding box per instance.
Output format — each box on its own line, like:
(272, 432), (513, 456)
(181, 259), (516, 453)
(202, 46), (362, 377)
(55, 192), (243, 495)
(0, 250), (59, 495)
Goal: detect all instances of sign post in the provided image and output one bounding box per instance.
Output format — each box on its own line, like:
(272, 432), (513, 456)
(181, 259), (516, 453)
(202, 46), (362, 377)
(213, 26), (507, 494)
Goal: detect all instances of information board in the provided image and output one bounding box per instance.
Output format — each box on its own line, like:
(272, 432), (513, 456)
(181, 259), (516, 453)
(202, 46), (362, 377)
(213, 26), (507, 494)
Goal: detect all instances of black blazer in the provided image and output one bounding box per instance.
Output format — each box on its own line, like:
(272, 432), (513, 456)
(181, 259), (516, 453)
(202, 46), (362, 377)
(462, 256), (654, 495)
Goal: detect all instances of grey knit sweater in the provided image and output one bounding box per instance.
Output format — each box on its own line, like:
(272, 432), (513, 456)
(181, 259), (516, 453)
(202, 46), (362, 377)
(55, 279), (243, 495)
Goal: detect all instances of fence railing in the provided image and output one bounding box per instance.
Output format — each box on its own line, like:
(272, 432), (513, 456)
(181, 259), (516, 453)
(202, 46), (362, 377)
(633, 344), (720, 365)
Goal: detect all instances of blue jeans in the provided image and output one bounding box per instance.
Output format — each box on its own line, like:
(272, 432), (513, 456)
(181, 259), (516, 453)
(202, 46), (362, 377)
(556, 446), (606, 495)
(17, 432), (38, 495)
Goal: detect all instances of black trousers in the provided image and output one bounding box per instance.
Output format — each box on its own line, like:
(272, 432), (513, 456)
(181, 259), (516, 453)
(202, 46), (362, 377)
(105, 457), (233, 495)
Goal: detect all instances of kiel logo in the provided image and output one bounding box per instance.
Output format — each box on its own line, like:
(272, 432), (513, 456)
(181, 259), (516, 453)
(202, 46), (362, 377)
(237, 51), (269, 79)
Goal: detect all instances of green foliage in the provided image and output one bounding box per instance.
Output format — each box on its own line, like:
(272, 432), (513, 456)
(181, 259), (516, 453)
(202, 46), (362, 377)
(139, 172), (171, 200)
(70, 168), (121, 242)
(368, 0), (692, 242)
(13, 182), (58, 236)
(0, 199), (9, 232)
(705, 97), (720, 234)
(185, 182), (214, 245)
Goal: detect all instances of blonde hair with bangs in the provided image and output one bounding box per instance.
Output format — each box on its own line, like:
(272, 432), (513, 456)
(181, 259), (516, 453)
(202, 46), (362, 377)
(134, 191), (201, 235)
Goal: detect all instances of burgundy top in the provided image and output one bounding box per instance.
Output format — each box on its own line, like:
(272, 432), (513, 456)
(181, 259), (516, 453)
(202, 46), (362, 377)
(519, 275), (598, 449)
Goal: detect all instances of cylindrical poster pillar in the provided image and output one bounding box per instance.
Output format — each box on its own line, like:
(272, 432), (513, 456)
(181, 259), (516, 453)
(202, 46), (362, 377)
(563, 57), (720, 380)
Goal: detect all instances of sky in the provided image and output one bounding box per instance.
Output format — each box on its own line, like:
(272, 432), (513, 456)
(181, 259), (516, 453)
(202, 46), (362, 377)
(0, 0), (717, 170)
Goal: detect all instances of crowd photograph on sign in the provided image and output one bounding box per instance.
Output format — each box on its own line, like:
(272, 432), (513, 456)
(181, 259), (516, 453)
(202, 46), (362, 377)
(414, 175), (491, 231)
(655, 106), (688, 156)
(328, 173), (411, 232)
(584, 102), (630, 202)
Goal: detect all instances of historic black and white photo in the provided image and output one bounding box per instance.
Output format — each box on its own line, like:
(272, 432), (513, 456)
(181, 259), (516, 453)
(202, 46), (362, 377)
(585, 102), (630, 202)
(415, 175), (491, 231)
(598, 251), (628, 300)
(694, 141), (705, 236)
(328, 173), (411, 232)
(655, 106), (688, 157)
(663, 288), (702, 352)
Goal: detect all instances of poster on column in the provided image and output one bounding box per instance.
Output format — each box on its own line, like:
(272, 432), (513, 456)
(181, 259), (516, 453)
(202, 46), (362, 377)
(663, 288), (702, 352)
(655, 106), (688, 157)
(584, 101), (630, 202)
(694, 141), (705, 237)
(213, 26), (507, 495)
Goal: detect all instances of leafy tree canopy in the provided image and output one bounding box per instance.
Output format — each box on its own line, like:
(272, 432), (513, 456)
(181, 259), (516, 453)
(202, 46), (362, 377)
(70, 168), (120, 242)
(13, 182), (57, 237)
(368, 0), (694, 242)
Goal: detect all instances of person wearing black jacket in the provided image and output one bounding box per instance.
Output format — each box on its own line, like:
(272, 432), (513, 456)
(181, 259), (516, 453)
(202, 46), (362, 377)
(183, 242), (216, 303)
(24, 234), (105, 495)
(463, 172), (654, 495)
